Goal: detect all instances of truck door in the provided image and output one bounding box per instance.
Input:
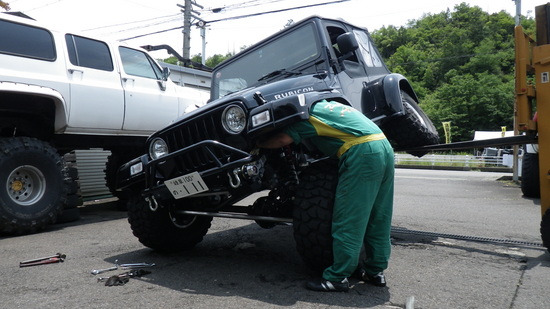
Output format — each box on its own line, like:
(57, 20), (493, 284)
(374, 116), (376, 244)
(118, 46), (179, 132)
(324, 23), (388, 114)
(64, 34), (125, 130)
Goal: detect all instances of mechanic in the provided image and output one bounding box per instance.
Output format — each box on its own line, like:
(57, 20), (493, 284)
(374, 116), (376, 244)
(257, 99), (394, 292)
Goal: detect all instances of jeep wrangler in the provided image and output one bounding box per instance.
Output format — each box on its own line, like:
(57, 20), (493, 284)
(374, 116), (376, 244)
(116, 16), (439, 270)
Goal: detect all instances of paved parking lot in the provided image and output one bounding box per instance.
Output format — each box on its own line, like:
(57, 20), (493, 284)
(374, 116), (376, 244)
(0, 168), (548, 308)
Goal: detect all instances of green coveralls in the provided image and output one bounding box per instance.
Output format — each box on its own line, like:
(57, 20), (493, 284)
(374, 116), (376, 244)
(285, 100), (394, 281)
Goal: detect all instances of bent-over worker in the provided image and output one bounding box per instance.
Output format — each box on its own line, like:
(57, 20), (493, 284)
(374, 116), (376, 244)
(257, 99), (394, 292)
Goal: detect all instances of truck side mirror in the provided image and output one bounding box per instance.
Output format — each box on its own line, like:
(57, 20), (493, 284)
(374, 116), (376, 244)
(162, 67), (171, 81)
(336, 32), (358, 61)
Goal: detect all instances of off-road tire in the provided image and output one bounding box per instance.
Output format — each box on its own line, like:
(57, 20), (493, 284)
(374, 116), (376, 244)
(0, 137), (68, 234)
(56, 152), (82, 223)
(292, 160), (338, 271)
(127, 193), (212, 251)
(541, 208), (550, 253)
(381, 91), (439, 157)
(521, 153), (540, 198)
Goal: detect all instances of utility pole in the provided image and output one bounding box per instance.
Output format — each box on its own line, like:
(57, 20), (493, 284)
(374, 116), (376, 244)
(514, 0), (521, 26)
(177, 0), (204, 60)
(513, 0), (522, 181)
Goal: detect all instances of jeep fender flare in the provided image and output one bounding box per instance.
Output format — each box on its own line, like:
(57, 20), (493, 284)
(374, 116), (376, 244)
(0, 82), (69, 132)
(382, 73), (419, 114)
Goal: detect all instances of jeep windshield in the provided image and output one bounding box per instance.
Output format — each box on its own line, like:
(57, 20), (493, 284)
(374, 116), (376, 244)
(211, 22), (324, 99)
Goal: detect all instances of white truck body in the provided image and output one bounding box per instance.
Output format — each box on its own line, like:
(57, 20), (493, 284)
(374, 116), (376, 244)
(0, 12), (209, 234)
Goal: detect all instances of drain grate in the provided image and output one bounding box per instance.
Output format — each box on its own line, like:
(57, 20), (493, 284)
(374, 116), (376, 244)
(391, 227), (543, 248)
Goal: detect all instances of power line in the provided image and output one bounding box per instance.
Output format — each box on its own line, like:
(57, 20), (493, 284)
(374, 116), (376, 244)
(82, 13), (181, 32)
(205, 0), (350, 24)
(120, 0), (350, 42)
(120, 26), (183, 41)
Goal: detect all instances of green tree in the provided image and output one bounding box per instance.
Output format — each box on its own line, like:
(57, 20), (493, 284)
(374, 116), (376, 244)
(0, 1), (9, 10)
(422, 71), (514, 141)
(371, 3), (533, 142)
(162, 52), (234, 69)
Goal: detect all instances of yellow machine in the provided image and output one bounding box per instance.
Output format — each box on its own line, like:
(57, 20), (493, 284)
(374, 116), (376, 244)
(515, 4), (550, 250)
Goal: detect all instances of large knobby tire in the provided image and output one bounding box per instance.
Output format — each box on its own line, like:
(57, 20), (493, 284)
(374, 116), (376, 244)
(541, 208), (550, 253)
(0, 137), (68, 234)
(56, 152), (82, 224)
(381, 91), (439, 157)
(521, 153), (541, 198)
(127, 193), (212, 251)
(292, 160), (338, 271)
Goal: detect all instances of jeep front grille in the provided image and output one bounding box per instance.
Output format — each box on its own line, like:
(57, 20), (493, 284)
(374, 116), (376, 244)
(153, 103), (248, 178)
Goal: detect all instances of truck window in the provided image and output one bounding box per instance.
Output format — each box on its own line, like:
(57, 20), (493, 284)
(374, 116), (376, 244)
(212, 23), (321, 98)
(353, 30), (383, 68)
(0, 20), (55, 60)
(119, 47), (163, 80)
(65, 34), (114, 71)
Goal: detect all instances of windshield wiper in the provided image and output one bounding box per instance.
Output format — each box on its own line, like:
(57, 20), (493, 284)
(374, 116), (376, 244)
(257, 68), (302, 82)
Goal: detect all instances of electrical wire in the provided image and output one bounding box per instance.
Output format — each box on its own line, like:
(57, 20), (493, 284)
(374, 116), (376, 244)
(119, 0), (351, 41)
(83, 13), (181, 32)
(204, 0), (351, 24)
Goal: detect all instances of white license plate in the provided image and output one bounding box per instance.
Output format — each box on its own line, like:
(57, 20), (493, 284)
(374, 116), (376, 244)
(165, 172), (209, 199)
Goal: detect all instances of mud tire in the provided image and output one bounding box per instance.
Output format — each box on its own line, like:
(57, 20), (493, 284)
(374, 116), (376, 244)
(381, 91), (439, 157)
(521, 152), (540, 198)
(127, 193), (212, 251)
(541, 208), (550, 254)
(0, 137), (68, 234)
(292, 160), (338, 271)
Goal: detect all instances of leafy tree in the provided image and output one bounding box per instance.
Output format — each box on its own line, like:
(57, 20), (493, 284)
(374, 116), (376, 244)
(162, 52), (234, 69)
(371, 3), (534, 142)
(0, 1), (9, 10)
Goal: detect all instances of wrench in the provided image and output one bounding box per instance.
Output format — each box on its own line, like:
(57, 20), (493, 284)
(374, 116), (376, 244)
(118, 262), (155, 269)
(90, 265), (118, 275)
(91, 260), (155, 275)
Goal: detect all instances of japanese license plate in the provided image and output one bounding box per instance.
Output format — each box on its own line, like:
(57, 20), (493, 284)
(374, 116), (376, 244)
(165, 172), (209, 199)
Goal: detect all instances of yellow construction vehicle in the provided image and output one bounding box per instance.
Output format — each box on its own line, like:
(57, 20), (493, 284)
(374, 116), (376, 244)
(515, 3), (550, 252)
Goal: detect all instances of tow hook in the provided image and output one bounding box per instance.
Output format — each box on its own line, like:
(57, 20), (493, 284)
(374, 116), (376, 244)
(146, 196), (159, 211)
(228, 169), (241, 188)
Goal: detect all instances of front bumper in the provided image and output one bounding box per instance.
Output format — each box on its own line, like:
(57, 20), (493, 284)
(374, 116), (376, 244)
(141, 140), (255, 201)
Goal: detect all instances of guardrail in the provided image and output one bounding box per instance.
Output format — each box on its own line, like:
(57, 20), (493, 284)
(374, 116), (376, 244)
(394, 153), (519, 171)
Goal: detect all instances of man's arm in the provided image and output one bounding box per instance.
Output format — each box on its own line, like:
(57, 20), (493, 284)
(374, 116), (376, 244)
(256, 132), (294, 149)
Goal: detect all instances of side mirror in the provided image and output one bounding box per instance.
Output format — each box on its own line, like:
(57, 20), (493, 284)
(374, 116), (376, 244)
(162, 67), (171, 81)
(336, 32), (358, 60)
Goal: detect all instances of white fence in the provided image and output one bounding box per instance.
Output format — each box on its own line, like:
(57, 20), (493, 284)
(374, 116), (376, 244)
(394, 153), (520, 171)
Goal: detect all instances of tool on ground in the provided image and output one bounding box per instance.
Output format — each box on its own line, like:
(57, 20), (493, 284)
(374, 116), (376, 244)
(98, 269), (152, 286)
(19, 253), (66, 267)
(90, 260), (155, 275)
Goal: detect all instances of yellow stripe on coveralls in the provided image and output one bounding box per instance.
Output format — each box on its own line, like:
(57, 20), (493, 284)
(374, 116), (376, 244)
(308, 116), (386, 158)
(336, 133), (386, 157)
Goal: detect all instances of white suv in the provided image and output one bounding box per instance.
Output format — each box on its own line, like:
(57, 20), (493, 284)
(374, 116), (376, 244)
(0, 12), (207, 234)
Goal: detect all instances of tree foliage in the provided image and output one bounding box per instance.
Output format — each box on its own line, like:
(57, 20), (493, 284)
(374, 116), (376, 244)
(0, 1), (10, 10)
(372, 3), (535, 142)
(162, 52), (234, 69)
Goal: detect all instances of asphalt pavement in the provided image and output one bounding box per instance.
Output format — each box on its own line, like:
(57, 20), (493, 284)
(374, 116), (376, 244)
(0, 168), (548, 309)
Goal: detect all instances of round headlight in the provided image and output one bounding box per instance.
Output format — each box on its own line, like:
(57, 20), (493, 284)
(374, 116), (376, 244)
(149, 138), (169, 160)
(222, 105), (246, 134)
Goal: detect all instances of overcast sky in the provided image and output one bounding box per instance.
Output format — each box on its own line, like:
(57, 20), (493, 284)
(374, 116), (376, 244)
(4, 0), (541, 60)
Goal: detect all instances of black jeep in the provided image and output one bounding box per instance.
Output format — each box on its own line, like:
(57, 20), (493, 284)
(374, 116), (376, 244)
(116, 16), (439, 270)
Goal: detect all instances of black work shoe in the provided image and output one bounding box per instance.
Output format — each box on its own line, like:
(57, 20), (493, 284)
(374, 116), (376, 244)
(306, 278), (350, 292)
(354, 268), (387, 287)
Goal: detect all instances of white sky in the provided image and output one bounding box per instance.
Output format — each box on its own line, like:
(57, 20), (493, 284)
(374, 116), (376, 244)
(4, 0), (541, 60)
